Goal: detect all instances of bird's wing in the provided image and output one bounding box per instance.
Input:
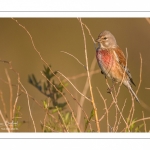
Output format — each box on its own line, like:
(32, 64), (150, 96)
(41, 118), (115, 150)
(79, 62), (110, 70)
(113, 47), (136, 86)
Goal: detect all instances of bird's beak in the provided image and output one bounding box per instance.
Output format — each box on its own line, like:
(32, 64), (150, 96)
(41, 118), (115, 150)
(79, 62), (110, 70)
(95, 37), (100, 43)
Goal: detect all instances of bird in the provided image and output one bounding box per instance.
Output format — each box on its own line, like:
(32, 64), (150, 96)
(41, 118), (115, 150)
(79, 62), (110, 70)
(95, 30), (140, 102)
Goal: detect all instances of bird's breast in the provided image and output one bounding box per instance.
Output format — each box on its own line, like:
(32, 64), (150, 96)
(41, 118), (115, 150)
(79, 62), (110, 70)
(96, 49), (112, 67)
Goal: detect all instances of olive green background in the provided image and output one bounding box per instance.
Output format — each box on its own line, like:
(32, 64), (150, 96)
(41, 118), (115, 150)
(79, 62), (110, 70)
(0, 18), (150, 132)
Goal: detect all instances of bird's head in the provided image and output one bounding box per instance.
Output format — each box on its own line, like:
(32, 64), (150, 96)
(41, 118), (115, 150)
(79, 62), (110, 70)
(96, 30), (117, 49)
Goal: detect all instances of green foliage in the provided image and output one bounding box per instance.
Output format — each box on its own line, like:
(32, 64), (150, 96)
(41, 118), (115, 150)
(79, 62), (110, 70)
(41, 111), (77, 132)
(126, 118), (144, 132)
(13, 106), (22, 130)
(28, 65), (67, 109)
(29, 65), (77, 132)
(84, 109), (95, 132)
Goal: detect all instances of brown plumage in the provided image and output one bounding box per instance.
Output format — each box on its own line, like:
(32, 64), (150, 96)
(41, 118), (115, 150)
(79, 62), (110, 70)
(96, 30), (139, 102)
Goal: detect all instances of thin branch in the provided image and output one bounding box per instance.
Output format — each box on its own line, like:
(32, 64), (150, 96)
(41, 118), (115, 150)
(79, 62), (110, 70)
(76, 57), (97, 129)
(97, 87), (109, 132)
(115, 99), (127, 132)
(106, 77), (130, 131)
(57, 71), (91, 102)
(65, 69), (100, 81)
(134, 117), (150, 124)
(0, 91), (8, 119)
(19, 81), (36, 132)
(78, 18), (100, 132)
(0, 110), (10, 132)
(56, 106), (69, 132)
(13, 80), (20, 119)
(42, 98), (50, 132)
(142, 111), (147, 132)
(61, 51), (86, 70)
(40, 121), (55, 132)
(41, 71), (81, 132)
(5, 69), (13, 124)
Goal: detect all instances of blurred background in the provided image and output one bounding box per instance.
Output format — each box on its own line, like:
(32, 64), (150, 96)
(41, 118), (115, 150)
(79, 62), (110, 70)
(0, 18), (150, 132)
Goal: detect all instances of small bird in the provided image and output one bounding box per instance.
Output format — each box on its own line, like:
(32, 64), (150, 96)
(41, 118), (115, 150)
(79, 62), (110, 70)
(96, 30), (140, 102)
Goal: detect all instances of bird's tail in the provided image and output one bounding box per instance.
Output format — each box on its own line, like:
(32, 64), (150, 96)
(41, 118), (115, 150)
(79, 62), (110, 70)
(128, 86), (140, 103)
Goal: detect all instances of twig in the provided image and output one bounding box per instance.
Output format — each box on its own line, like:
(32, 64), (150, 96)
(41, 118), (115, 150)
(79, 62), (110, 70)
(0, 64), (62, 132)
(57, 71), (91, 102)
(5, 69), (13, 124)
(11, 19), (88, 131)
(128, 90), (135, 130)
(56, 106), (69, 132)
(61, 51), (86, 70)
(0, 110), (10, 132)
(40, 121), (55, 132)
(65, 69), (100, 81)
(106, 77), (130, 131)
(19, 81), (36, 132)
(127, 53), (142, 130)
(0, 91), (8, 119)
(76, 57), (97, 129)
(134, 117), (150, 124)
(115, 99), (127, 132)
(42, 98), (50, 132)
(41, 71), (81, 132)
(99, 102), (114, 122)
(13, 79), (20, 119)
(142, 111), (147, 132)
(97, 87), (109, 132)
(78, 18), (100, 132)
(78, 20), (96, 44)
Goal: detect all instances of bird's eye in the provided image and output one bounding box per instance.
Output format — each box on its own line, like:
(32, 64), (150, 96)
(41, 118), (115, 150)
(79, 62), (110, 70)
(103, 37), (107, 40)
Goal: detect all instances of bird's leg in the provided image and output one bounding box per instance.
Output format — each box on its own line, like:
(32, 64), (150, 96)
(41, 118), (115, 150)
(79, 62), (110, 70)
(105, 77), (113, 94)
(101, 71), (104, 74)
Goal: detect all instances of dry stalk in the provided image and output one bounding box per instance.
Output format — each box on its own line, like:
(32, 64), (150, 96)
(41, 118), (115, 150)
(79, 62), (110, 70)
(66, 69), (100, 81)
(0, 110), (10, 132)
(97, 87), (109, 132)
(0, 70), (62, 132)
(127, 53), (142, 130)
(42, 98), (50, 132)
(12, 18), (91, 132)
(0, 91), (8, 119)
(12, 79), (20, 119)
(56, 106), (69, 132)
(142, 111), (147, 132)
(5, 69), (13, 126)
(134, 117), (150, 124)
(105, 78), (130, 131)
(128, 91), (135, 128)
(41, 71), (81, 132)
(76, 57), (97, 129)
(115, 99), (127, 132)
(60, 50), (98, 130)
(40, 121), (55, 132)
(61, 51), (86, 70)
(78, 18), (100, 132)
(57, 71), (91, 102)
(19, 81), (37, 132)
